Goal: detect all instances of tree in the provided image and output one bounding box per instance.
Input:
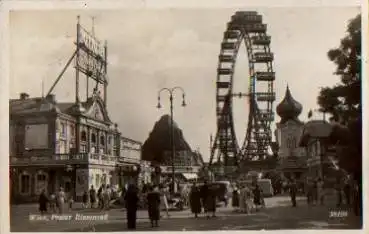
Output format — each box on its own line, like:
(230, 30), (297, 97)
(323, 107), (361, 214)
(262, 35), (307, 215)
(317, 14), (361, 123)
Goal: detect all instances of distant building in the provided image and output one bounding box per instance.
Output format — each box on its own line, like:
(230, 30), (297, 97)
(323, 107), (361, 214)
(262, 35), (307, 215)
(142, 115), (203, 183)
(274, 86), (307, 181)
(9, 92), (142, 203)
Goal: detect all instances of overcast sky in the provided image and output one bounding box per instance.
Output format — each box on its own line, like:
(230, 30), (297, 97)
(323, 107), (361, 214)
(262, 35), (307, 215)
(10, 7), (360, 162)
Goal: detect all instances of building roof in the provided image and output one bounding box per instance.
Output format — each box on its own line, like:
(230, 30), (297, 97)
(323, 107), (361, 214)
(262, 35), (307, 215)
(276, 85), (303, 124)
(10, 93), (111, 123)
(141, 114), (192, 163)
(298, 120), (351, 146)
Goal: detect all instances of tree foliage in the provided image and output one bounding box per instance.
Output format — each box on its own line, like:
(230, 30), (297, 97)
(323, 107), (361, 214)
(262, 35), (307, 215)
(318, 14), (362, 179)
(318, 14), (361, 123)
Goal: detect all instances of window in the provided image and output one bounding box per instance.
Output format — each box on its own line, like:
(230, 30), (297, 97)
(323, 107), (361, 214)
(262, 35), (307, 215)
(60, 123), (66, 137)
(108, 136), (112, 145)
(81, 131), (87, 142)
(100, 136), (105, 146)
(59, 140), (66, 154)
(70, 125), (75, 137)
(69, 143), (75, 153)
(80, 144), (87, 153)
(20, 174), (31, 194)
(91, 133), (96, 144)
(36, 173), (48, 194)
(90, 146), (96, 153)
(64, 181), (71, 193)
(95, 174), (100, 187)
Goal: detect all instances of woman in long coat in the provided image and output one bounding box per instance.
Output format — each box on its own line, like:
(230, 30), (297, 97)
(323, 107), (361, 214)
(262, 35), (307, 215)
(232, 187), (240, 210)
(253, 185), (262, 211)
(124, 184), (139, 229)
(189, 183), (201, 218)
(205, 186), (217, 218)
(147, 186), (161, 227)
(39, 189), (48, 214)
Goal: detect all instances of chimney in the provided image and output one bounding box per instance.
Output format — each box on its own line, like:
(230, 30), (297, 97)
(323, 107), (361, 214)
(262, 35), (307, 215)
(20, 92), (29, 100)
(46, 94), (56, 103)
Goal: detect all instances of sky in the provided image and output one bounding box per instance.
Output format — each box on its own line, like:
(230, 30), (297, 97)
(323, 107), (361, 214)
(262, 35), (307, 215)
(9, 7), (360, 162)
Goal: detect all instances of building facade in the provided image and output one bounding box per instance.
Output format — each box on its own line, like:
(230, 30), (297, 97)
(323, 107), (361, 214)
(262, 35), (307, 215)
(9, 92), (142, 203)
(299, 120), (339, 180)
(275, 86), (307, 181)
(160, 150), (204, 182)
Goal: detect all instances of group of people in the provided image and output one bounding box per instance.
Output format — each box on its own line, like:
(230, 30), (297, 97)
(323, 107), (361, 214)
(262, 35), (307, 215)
(123, 183), (173, 230)
(231, 183), (265, 213)
(38, 187), (74, 214)
(83, 184), (117, 210)
(188, 181), (218, 218)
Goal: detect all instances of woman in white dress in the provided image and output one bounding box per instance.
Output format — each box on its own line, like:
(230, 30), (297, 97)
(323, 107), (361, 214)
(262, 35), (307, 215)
(57, 187), (65, 214)
(160, 186), (170, 217)
(239, 185), (246, 213)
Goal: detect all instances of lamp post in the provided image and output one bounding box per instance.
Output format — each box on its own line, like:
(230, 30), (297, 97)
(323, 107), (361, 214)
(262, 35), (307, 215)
(157, 87), (186, 195)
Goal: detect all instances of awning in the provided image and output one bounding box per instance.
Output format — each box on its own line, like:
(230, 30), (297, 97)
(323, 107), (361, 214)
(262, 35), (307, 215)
(182, 173), (198, 180)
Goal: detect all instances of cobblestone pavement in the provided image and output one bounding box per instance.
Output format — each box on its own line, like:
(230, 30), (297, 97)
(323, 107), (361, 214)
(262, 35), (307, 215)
(9, 195), (361, 232)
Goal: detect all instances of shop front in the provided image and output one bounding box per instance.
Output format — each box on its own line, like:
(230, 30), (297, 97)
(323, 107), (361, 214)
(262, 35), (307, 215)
(10, 163), (89, 203)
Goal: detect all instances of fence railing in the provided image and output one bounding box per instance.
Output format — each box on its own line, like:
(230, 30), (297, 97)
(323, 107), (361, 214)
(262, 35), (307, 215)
(10, 153), (118, 165)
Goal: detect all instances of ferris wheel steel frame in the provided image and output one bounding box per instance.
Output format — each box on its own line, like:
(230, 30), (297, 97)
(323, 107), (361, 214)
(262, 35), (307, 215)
(209, 11), (276, 175)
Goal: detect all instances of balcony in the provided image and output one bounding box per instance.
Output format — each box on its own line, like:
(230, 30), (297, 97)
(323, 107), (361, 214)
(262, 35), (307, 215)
(10, 153), (118, 166)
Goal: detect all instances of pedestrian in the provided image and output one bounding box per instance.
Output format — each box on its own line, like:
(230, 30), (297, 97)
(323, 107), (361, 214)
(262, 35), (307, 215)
(200, 181), (209, 216)
(312, 179), (318, 205)
(160, 186), (170, 217)
(82, 191), (89, 209)
(56, 187), (66, 214)
(232, 186), (240, 211)
(189, 183), (201, 218)
(205, 185), (217, 218)
(289, 178), (297, 207)
(147, 185), (161, 228)
(103, 185), (111, 210)
(68, 193), (74, 211)
(124, 184), (139, 230)
(39, 189), (49, 215)
(97, 185), (103, 210)
(306, 178), (313, 206)
(49, 192), (56, 212)
(317, 178), (324, 205)
(343, 177), (351, 206)
(89, 185), (96, 208)
(253, 184), (262, 211)
(335, 177), (343, 208)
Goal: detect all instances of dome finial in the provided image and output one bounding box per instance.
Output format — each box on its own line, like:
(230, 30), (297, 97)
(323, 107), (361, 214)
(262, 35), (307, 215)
(276, 85), (303, 124)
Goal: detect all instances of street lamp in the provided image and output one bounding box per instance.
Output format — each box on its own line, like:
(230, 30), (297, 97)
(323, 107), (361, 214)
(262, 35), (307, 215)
(157, 87), (186, 194)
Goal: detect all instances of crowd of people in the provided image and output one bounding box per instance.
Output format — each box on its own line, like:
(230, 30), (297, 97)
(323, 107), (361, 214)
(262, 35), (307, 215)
(304, 175), (361, 215)
(36, 174), (361, 230)
(37, 184), (119, 215)
(230, 182), (265, 213)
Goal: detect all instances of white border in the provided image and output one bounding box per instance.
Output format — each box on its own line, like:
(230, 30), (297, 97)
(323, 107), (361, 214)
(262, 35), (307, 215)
(0, 0), (366, 234)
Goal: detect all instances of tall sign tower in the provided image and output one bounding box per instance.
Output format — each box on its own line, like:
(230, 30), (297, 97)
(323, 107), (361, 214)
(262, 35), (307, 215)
(75, 16), (108, 105)
(45, 16), (108, 105)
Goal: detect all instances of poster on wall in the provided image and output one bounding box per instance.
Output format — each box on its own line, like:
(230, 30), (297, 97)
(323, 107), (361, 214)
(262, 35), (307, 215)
(25, 124), (48, 149)
(76, 169), (89, 196)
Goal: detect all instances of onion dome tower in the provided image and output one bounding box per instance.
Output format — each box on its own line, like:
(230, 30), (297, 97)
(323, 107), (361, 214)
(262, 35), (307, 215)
(276, 85), (303, 124)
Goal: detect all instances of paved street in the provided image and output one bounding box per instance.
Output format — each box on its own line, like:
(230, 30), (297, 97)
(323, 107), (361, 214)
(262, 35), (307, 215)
(9, 194), (361, 232)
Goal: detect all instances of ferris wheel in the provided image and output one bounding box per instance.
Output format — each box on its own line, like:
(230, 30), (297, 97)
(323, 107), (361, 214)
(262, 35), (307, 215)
(209, 11), (276, 174)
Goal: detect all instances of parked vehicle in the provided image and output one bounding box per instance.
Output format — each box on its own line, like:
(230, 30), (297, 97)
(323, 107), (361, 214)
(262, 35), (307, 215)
(167, 193), (185, 210)
(239, 179), (274, 197)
